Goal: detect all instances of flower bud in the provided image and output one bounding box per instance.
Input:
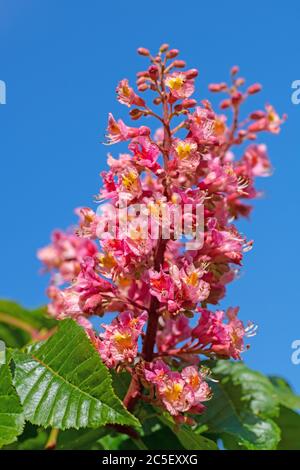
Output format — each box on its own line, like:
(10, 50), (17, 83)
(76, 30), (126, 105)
(159, 43), (169, 52)
(209, 82), (227, 92)
(235, 77), (245, 87)
(136, 77), (147, 86)
(138, 83), (148, 92)
(172, 60), (186, 68)
(247, 83), (262, 95)
(137, 47), (150, 56)
(137, 70), (150, 78)
(153, 97), (162, 105)
(129, 108), (144, 120)
(220, 99), (231, 109)
(181, 99), (197, 108)
(185, 69), (198, 79)
(148, 65), (159, 80)
(231, 91), (243, 105)
(231, 65), (239, 75)
(166, 49), (179, 59)
(250, 110), (265, 120)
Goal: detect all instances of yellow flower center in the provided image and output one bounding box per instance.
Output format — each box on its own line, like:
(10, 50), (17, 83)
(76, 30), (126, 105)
(98, 253), (116, 269)
(213, 119), (225, 136)
(122, 170), (139, 192)
(165, 382), (183, 402)
(176, 141), (195, 159)
(186, 271), (199, 286)
(122, 85), (131, 97)
(113, 332), (133, 350)
(167, 76), (185, 91)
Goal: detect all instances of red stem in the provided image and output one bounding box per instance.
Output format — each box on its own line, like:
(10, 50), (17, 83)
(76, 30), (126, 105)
(123, 55), (171, 413)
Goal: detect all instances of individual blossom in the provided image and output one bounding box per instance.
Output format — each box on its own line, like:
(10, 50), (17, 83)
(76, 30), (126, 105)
(240, 144), (272, 177)
(156, 315), (191, 353)
(97, 310), (148, 368)
(37, 230), (97, 283)
(248, 104), (285, 134)
(192, 307), (255, 360)
(165, 72), (195, 99)
(129, 136), (161, 171)
(116, 79), (145, 107)
(144, 361), (211, 416)
(106, 113), (150, 144)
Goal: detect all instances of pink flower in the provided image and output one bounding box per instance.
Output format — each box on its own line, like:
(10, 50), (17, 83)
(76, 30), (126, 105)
(38, 231), (97, 283)
(129, 136), (160, 171)
(165, 72), (195, 99)
(97, 310), (148, 368)
(39, 43), (281, 421)
(149, 269), (175, 304)
(156, 315), (191, 353)
(116, 79), (145, 107)
(188, 107), (217, 143)
(145, 361), (211, 416)
(106, 113), (150, 144)
(248, 105), (285, 134)
(192, 307), (248, 360)
(241, 144), (272, 177)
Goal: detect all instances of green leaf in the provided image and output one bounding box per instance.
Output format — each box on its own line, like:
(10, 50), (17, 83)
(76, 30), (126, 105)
(198, 361), (281, 450)
(111, 370), (131, 400)
(12, 319), (140, 430)
(159, 415), (218, 450)
(57, 428), (107, 450)
(269, 376), (300, 411)
(0, 361), (24, 448)
(0, 300), (57, 348)
(275, 406), (300, 450)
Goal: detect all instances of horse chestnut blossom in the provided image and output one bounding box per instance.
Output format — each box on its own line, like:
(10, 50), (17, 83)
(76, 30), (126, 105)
(38, 44), (284, 423)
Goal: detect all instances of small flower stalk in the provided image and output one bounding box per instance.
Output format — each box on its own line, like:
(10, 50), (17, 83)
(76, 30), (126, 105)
(38, 44), (284, 424)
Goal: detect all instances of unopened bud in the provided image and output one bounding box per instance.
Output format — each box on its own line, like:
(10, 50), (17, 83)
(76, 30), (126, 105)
(136, 77), (147, 86)
(250, 110), (265, 120)
(209, 82), (227, 92)
(166, 49), (179, 59)
(153, 97), (162, 105)
(231, 65), (239, 75)
(154, 55), (162, 63)
(137, 47), (150, 56)
(138, 83), (148, 92)
(220, 99), (231, 109)
(129, 108), (144, 120)
(137, 70), (150, 78)
(231, 91), (243, 105)
(185, 69), (198, 79)
(159, 43), (169, 53)
(148, 65), (159, 79)
(173, 60), (186, 68)
(247, 83), (262, 95)
(181, 99), (197, 108)
(235, 77), (245, 87)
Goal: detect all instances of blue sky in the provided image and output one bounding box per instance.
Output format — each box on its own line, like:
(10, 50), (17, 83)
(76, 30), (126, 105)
(1, 0), (300, 391)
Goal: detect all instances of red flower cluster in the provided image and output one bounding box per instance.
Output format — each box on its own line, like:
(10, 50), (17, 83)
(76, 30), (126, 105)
(39, 44), (284, 422)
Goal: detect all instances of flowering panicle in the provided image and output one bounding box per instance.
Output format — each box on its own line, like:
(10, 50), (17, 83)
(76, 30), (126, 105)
(38, 44), (284, 423)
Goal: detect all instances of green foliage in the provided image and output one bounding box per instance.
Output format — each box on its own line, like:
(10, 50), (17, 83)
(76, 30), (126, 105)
(12, 319), (139, 430)
(0, 300), (57, 348)
(0, 300), (300, 450)
(198, 361), (281, 450)
(0, 360), (24, 447)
